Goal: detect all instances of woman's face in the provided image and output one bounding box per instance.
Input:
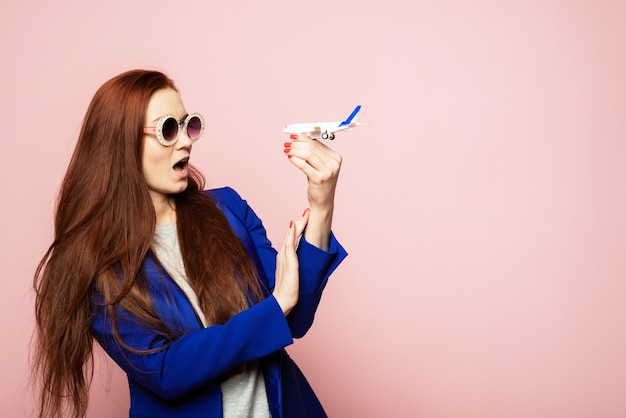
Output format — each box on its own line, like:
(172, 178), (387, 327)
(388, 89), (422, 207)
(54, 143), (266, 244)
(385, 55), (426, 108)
(142, 88), (193, 205)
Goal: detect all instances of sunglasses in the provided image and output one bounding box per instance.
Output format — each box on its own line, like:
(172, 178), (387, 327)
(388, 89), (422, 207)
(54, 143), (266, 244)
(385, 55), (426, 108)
(143, 113), (205, 146)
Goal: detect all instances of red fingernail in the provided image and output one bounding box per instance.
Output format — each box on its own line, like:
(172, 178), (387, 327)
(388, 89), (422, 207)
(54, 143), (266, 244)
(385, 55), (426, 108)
(283, 148), (290, 154)
(289, 220), (294, 228)
(302, 208), (310, 216)
(284, 142), (291, 147)
(290, 134), (298, 140)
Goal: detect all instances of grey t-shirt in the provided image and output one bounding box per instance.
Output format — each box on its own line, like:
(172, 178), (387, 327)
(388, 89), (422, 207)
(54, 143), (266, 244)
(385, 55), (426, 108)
(152, 222), (271, 417)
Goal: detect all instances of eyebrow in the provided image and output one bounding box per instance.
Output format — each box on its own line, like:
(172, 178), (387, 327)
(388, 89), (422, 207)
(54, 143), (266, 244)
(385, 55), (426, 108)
(150, 113), (189, 124)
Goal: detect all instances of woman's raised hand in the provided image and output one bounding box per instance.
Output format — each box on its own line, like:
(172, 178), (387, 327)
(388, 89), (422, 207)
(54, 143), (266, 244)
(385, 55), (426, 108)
(283, 134), (342, 251)
(273, 208), (310, 315)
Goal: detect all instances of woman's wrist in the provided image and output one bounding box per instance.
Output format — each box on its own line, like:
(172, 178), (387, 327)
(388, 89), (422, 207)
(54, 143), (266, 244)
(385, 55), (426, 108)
(303, 205), (333, 251)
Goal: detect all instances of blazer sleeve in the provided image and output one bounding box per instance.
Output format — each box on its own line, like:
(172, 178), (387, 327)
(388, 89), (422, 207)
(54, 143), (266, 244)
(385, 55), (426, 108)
(210, 187), (348, 338)
(91, 291), (293, 400)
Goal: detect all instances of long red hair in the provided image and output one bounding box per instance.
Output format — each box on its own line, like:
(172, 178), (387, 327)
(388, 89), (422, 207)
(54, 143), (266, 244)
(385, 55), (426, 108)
(33, 70), (263, 418)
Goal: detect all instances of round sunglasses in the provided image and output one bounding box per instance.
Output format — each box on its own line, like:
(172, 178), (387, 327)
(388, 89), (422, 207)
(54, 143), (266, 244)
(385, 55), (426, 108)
(143, 113), (205, 146)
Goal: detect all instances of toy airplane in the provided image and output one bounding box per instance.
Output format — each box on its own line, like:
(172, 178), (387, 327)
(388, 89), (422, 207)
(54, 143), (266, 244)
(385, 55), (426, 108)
(284, 105), (366, 140)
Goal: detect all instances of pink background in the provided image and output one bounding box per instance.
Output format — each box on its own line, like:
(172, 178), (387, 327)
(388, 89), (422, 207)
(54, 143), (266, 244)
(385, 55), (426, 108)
(2, 1), (626, 417)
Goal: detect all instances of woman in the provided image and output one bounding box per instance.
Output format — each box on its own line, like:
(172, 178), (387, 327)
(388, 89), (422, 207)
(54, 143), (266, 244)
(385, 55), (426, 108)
(33, 69), (347, 418)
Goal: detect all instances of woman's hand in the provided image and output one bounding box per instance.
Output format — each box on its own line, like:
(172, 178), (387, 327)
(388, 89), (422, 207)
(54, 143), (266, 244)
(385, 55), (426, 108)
(273, 209), (310, 316)
(284, 134), (342, 250)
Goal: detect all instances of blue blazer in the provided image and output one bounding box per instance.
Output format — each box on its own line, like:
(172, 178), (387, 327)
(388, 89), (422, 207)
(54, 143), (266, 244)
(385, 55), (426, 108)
(91, 187), (348, 417)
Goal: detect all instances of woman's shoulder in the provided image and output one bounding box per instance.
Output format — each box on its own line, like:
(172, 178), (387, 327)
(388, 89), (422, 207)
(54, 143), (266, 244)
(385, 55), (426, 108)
(203, 186), (243, 201)
(203, 187), (247, 213)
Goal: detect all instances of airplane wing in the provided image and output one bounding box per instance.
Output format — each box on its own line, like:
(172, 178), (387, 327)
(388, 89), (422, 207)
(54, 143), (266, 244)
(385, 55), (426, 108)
(308, 126), (322, 136)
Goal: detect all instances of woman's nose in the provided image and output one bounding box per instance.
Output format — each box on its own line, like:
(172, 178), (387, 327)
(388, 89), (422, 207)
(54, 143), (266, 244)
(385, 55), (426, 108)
(176, 129), (193, 148)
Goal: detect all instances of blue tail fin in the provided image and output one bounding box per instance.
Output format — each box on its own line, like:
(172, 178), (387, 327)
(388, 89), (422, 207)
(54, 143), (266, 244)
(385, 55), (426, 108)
(338, 105), (361, 127)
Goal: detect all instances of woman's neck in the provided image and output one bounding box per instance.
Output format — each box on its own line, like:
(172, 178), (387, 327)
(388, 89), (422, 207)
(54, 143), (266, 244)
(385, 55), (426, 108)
(151, 193), (176, 226)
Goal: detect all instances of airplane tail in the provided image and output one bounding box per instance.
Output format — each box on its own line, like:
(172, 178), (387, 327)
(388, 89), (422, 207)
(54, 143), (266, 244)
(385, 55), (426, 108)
(338, 105), (361, 127)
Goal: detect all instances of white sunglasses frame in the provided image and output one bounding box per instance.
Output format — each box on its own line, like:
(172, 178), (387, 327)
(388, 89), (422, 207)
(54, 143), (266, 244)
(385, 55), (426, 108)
(143, 113), (205, 146)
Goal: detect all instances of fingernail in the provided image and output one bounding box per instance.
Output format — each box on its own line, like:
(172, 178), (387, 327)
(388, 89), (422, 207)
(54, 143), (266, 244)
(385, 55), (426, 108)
(283, 142), (291, 147)
(290, 134), (298, 140)
(283, 149), (290, 154)
(289, 220), (294, 228)
(302, 208), (310, 216)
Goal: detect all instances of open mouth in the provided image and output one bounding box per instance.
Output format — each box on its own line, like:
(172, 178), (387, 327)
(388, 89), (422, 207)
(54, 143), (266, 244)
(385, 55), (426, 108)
(173, 158), (189, 173)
